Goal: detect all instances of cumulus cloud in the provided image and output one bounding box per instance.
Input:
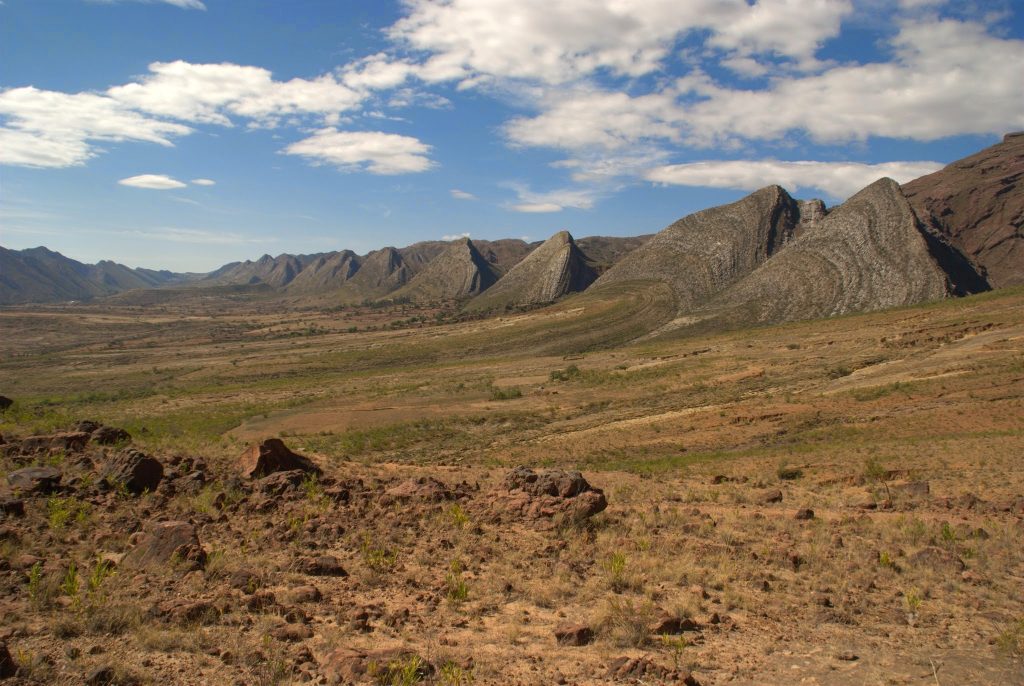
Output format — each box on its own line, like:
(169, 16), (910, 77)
(644, 159), (943, 199)
(504, 183), (599, 213)
(283, 129), (434, 174)
(442, 232), (471, 240)
(117, 174), (188, 189)
(450, 189), (476, 200)
(191, 178), (215, 186)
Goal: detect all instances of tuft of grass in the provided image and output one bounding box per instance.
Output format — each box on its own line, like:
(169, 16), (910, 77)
(361, 534), (398, 573)
(488, 386), (522, 401)
(445, 559), (469, 605)
(596, 597), (656, 647)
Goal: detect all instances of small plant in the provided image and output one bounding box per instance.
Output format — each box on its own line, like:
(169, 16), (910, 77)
(488, 386), (522, 401)
(302, 473), (329, 512)
(904, 587), (922, 626)
(863, 456), (892, 503)
(87, 556), (115, 597)
(603, 551), (629, 592)
(47, 496), (90, 531)
(445, 503), (470, 529)
(878, 551), (896, 569)
(361, 534), (398, 573)
(439, 662), (474, 686)
(370, 654), (426, 686)
(549, 364), (581, 382)
(940, 522), (957, 545)
(597, 597), (655, 647)
(61, 562), (81, 609)
(445, 558), (469, 604)
(660, 634), (689, 671)
(995, 618), (1024, 656)
(26, 561), (44, 606)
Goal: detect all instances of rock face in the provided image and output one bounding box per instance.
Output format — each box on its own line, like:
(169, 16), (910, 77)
(467, 231), (598, 311)
(903, 132), (1024, 288)
(494, 467), (607, 523)
(396, 238), (499, 301)
(100, 449), (163, 494)
(702, 178), (957, 326)
(286, 250), (361, 293)
(122, 520), (206, 571)
(6, 466), (62, 494)
(592, 185), (804, 311)
(238, 438), (321, 479)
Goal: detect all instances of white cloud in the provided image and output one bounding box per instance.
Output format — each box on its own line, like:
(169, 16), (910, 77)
(117, 174), (188, 190)
(510, 203), (563, 213)
(450, 189), (476, 200)
(388, 0), (849, 86)
(442, 232), (471, 240)
(283, 129), (434, 174)
(0, 86), (191, 168)
(644, 159), (943, 199)
(191, 178), (215, 186)
(504, 183), (599, 213)
(108, 61), (362, 127)
(125, 227), (274, 244)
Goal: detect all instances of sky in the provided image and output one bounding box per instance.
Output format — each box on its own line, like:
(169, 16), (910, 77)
(1, 0), (1022, 272)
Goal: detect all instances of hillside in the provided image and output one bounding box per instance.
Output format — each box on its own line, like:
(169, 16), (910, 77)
(392, 237), (499, 301)
(903, 132), (1024, 287)
(591, 185), (805, 312)
(466, 230), (597, 311)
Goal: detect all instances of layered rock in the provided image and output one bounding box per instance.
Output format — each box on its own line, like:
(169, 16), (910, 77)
(592, 185), (803, 311)
(467, 231), (597, 311)
(702, 178), (954, 325)
(903, 132), (1024, 288)
(286, 250), (361, 292)
(395, 238), (499, 301)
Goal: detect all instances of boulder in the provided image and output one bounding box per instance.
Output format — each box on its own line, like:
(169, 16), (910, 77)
(0, 640), (15, 677)
(909, 546), (965, 573)
(256, 469), (308, 496)
(18, 432), (90, 454)
(91, 425), (131, 445)
(650, 612), (701, 635)
(794, 508), (815, 520)
(122, 520), (206, 572)
(0, 396), (12, 412)
(554, 623), (594, 646)
(0, 496), (25, 517)
(495, 467), (607, 524)
(100, 449), (163, 495)
(6, 466), (62, 494)
(238, 439), (321, 479)
(155, 598), (218, 625)
(758, 489), (784, 504)
(384, 476), (457, 501)
(295, 555), (347, 577)
(76, 420), (101, 433)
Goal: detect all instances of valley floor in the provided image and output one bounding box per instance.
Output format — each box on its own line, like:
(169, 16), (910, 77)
(0, 287), (1022, 684)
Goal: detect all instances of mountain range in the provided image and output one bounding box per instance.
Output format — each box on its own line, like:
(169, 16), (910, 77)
(1, 133), (1021, 333)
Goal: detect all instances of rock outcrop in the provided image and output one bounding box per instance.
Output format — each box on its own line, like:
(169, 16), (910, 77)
(467, 231), (597, 311)
(903, 132), (1024, 288)
(395, 238), (499, 301)
(238, 438), (321, 479)
(286, 250), (361, 292)
(591, 185), (804, 312)
(701, 178), (955, 326)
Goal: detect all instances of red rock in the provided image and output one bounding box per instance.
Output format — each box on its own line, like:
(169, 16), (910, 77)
(6, 466), (62, 494)
(100, 449), (163, 495)
(554, 623), (594, 646)
(238, 439), (321, 479)
(122, 520), (206, 572)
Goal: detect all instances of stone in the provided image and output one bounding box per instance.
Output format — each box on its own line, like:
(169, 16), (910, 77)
(239, 438), (321, 479)
(286, 585), (322, 604)
(100, 449), (163, 495)
(272, 623), (313, 642)
(228, 569), (262, 594)
(909, 546), (965, 573)
(0, 496), (25, 517)
(296, 555), (347, 577)
(504, 466), (589, 498)
(91, 426), (131, 445)
(122, 520), (206, 572)
(256, 469), (308, 496)
(85, 666), (116, 685)
(650, 613), (701, 635)
(794, 508), (815, 520)
(0, 641), (15, 678)
(758, 489), (783, 504)
(19, 432), (90, 454)
(321, 647), (431, 686)
(495, 467), (607, 523)
(554, 623), (594, 646)
(0, 396), (12, 412)
(6, 466), (62, 494)
(892, 480), (930, 498)
(384, 476), (456, 501)
(156, 598), (218, 625)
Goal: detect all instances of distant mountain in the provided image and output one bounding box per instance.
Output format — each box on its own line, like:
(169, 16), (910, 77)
(592, 185), (806, 311)
(466, 231), (597, 311)
(903, 132), (1024, 288)
(393, 237), (499, 301)
(0, 246), (193, 305)
(286, 250), (361, 293)
(201, 252), (323, 288)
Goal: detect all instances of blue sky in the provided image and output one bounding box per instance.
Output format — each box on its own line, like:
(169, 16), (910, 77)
(1, 0), (1022, 272)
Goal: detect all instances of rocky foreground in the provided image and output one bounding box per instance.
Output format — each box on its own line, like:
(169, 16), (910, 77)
(1, 421), (1022, 685)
